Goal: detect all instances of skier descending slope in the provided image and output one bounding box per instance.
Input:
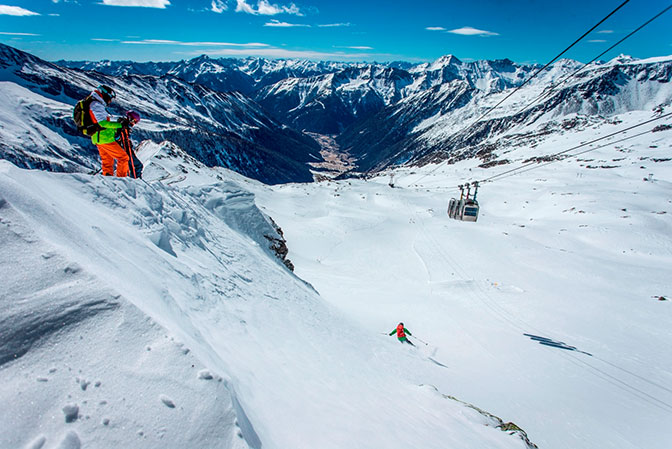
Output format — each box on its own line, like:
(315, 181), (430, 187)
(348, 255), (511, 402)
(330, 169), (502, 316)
(390, 322), (414, 346)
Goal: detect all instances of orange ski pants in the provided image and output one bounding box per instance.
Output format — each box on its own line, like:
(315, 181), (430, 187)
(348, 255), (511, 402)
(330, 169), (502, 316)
(97, 142), (129, 177)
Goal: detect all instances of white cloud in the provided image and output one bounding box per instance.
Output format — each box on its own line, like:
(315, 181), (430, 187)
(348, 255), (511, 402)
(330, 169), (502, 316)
(588, 39), (607, 43)
(426, 26), (446, 31)
(101, 0), (170, 8)
(211, 0), (227, 13)
(318, 23), (351, 28)
(341, 46), (373, 50)
(92, 38), (120, 41)
(264, 19), (309, 27)
(0, 5), (40, 16)
(448, 26), (499, 36)
(121, 39), (270, 47)
(0, 31), (39, 36)
(188, 47), (377, 60)
(597, 30), (614, 34)
(236, 0), (302, 16)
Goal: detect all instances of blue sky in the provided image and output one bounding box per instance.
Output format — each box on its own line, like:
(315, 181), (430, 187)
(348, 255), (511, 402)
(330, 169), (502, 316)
(0, 0), (670, 63)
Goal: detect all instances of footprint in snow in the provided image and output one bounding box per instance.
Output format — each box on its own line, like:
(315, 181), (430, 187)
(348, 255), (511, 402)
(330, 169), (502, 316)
(26, 436), (46, 449)
(56, 431), (81, 449)
(198, 370), (214, 380)
(160, 395), (176, 408)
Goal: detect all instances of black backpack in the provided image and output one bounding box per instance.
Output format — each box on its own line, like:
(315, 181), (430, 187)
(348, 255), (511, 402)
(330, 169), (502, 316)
(73, 95), (103, 136)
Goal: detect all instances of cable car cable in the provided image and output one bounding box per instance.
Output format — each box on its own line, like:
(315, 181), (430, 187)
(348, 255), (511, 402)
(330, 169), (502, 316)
(406, 112), (671, 193)
(405, 112), (671, 197)
(466, 0), (632, 137)
(515, 4), (672, 117)
(479, 112), (672, 184)
(409, 0), (632, 186)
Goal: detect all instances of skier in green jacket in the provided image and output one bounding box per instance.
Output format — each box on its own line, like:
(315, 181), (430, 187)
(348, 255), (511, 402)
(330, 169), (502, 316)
(390, 322), (414, 346)
(88, 85), (130, 177)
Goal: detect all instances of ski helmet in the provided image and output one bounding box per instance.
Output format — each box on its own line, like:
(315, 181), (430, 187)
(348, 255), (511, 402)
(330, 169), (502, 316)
(126, 110), (141, 125)
(97, 84), (115, 105)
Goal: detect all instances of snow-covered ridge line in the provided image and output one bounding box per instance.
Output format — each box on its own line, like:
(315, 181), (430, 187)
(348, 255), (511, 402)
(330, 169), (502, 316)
(57, 47), (672, 173)
(0, 43), (322, 184)
(3, 41), (672, 183)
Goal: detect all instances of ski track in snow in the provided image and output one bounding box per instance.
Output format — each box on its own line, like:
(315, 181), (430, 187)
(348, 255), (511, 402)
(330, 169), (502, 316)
(253, 112), (672, 449)
(0, 147), (542, 449)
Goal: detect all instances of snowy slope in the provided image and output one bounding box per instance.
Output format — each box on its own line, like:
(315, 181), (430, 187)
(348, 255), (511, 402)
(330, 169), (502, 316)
(0, 143), (536, 448)
(253, 109), (672, 449)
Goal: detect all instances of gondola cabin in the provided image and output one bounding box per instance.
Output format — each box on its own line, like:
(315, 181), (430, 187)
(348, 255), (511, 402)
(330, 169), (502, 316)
(462, 199), (479, 222)
(447, 198), (458, 218)
(447, 182), (480, 222)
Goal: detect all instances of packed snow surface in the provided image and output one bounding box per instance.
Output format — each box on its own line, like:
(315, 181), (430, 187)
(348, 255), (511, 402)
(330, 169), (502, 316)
(1, 109), (671, 449)
(1, 143), (534, 448)
(252, 110), (672, 449)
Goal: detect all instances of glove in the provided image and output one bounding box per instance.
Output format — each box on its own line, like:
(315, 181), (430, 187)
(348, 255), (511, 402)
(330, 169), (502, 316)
(118, 117), (130, 129)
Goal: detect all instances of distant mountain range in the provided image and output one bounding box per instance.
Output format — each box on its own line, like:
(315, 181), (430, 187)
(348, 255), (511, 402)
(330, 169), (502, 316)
(1, 44), (320, 184)
(58, 54), (542, 135)
(2, 42), (671, 183)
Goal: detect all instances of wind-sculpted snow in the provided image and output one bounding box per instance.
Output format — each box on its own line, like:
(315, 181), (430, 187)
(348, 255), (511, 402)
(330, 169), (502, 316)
(0, 153), (540, 448)
(0, 167), (256, 449)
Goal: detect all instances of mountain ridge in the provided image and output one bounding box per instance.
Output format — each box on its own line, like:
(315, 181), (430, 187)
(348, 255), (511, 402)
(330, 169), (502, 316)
(4, 43), (672, 182)
(1, 43), (321, 184)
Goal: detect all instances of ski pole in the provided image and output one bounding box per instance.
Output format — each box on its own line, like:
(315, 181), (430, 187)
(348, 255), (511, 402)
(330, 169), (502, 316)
(412, 336), (429, 345)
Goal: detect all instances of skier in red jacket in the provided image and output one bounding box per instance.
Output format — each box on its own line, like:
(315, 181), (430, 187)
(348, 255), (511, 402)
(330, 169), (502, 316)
(389, 322), (414, 346)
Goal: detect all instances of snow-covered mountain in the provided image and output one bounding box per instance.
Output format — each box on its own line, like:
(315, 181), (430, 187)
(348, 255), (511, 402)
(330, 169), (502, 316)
(338, 55), (672, 172)
(60, 51), (671, 178)
(58, 55), (353, 95)
(254, 65), (414, 134)
(5, 43), (672, 184)
(2, 44), (321, 184)
(2, 39), (672, 449)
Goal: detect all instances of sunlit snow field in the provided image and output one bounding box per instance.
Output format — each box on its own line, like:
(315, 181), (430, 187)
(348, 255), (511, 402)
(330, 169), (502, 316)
(254, 110), (672, 449)
(0, 109), (670, 449)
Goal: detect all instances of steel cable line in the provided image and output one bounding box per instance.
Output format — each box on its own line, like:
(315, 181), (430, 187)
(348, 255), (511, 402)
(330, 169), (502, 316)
(408, 0), (632, 186)
(479, 112), (672, 184)
(506, 128), (654, 179)
(562, 352), (672, 413)
(514, 4), (672, 118)
(403, 112), (671, 194)
(467, 0), (631, 137)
